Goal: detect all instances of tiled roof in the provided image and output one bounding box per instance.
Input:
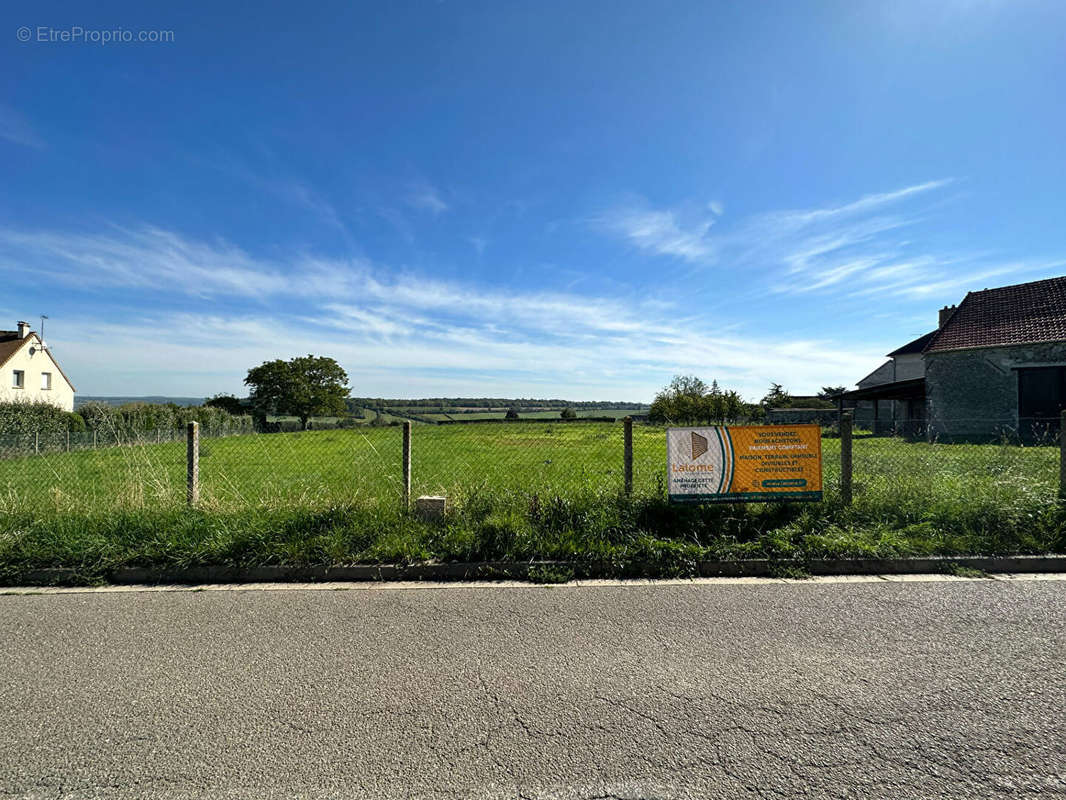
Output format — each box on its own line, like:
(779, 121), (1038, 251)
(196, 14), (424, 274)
(0, 336), (28, 371)
(887, 330), (937, 357)
(924, 276), (1066, 353)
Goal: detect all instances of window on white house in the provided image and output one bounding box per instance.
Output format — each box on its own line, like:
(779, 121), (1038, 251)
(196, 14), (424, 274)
(41, 372), (52, 390)
(12, 370), (24, 389)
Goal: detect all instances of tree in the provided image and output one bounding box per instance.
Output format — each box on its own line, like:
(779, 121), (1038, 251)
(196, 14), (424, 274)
(244, 355), (350, 430)
(760, 382), (792, 409)
(505, 407), (520, 420)
(205, 393), (245, 416)
(818, 386), (847, 401)
(560, 407), (577, 420)
(648, 375), (746, 424)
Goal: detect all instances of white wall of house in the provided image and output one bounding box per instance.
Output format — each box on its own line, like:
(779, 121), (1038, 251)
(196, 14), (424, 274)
(0, 335), (75, 411)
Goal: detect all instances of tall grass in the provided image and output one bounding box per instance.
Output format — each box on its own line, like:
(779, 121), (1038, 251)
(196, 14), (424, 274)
(0, 422), (1061, 581)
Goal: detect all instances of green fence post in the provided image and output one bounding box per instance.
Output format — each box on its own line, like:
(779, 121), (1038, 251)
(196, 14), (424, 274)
(840, 411), (853, 506)
(402, 421), (412, 509)
(623, 416), (633, 496)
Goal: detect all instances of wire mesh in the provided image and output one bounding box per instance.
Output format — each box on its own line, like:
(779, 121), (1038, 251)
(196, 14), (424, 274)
(0, 425), (404, 515)
(0, 417), (1060, 521)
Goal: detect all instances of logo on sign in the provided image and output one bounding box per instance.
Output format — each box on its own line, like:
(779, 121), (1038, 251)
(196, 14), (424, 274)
(690, 431), (708, 460)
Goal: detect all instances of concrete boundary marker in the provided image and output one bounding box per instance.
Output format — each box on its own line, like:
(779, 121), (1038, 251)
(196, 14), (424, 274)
(8, 554), (1066, 587)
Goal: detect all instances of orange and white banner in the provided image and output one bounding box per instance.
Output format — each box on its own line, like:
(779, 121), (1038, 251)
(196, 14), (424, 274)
(666, 425), (823, 503)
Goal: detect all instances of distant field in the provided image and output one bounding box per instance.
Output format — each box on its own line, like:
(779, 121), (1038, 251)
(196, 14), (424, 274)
(0, 420), (1061, 582)
(409, 408), (647, 422)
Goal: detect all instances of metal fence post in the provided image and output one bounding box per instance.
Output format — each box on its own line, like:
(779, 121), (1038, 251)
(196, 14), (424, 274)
(34, 430), (39, 455)
(1060, 410), (1066, 500)
(402, 421), (412, 509)
(840, 411), (853, 506)
(66, 429), (70, 452)
(186, 421), (200, 507)
(623, 416), (633, 495)
(92, 429), (97, 449)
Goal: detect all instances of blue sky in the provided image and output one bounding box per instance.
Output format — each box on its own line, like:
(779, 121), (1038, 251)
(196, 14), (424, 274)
(2, 0), (1065, 401)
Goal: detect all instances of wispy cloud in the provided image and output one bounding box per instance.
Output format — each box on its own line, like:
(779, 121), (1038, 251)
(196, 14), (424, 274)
(9, 177), (1061, 399)
(52, 304), (880, 401)
(598, 180), (952, 271)
(0, 105), (45, 149)
(1, 222), (882, 398)
(595, 205), (715, 262)
(406, 182), (449, 215)
(0, 226), (297, 298)
(592, 179), (1061, 303)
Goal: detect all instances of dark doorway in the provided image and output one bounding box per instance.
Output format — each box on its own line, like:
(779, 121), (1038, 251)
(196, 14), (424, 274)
(1018, 366), (1066, 441)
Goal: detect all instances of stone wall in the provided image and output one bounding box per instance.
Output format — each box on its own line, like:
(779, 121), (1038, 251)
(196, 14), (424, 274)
(925, 342), (1066, 439)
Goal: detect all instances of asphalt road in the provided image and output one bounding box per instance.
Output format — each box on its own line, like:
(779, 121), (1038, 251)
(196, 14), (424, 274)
(1, 577), (1064, 799)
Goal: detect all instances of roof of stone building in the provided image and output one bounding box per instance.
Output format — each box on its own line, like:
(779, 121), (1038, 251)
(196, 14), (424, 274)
(887, 330), (937, 357)
(924, 276), (1066, 353)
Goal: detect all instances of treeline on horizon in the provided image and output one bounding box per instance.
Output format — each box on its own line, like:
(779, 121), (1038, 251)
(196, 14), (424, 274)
(74, 396), (649, 411)
(347, 398), (649, 411)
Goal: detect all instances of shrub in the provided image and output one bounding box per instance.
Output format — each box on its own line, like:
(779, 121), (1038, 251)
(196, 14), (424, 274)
(0, 401), (77, 437)
(48, 401), (254, 438)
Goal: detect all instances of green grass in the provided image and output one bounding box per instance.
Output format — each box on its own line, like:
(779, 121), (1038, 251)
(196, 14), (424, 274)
(0, 422), (1062, 583)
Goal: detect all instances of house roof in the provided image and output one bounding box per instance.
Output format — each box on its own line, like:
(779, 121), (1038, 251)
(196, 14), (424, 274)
(843, 377), (926, 403)
(887, 330), (937, 357)
(924, 276), (1066, 354)
(857, 360), (894, 388)
(0, 332), (77, 393)
(0, 335), (26, 371)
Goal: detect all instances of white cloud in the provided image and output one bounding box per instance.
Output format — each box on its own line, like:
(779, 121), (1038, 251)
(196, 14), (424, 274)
(8, 177), (1059, 401)
(593, 179), (1060, 307)
(407, 182), (449, 215)
(0, 105), (44, 149)
(595, 206), (715, 262)
(0, 226), (296, 298)
(50, 306), (881, 401)
(0, 222), (888, 398)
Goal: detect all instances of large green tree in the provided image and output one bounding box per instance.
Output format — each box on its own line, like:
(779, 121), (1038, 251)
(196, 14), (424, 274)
(648, 375), (746, 424)
(244, 355), (350, 429)
(204, 393), (245, 416)
(760, 382), (792, 409)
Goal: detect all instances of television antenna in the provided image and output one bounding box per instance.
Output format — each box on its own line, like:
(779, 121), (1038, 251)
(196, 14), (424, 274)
(30, 315), (49, 355)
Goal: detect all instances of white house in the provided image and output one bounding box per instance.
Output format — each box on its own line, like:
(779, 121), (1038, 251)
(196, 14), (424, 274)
(0, 321), (76, 411)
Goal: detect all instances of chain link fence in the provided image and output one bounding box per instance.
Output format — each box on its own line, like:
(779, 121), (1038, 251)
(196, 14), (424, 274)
(0, 417), (1061, 519)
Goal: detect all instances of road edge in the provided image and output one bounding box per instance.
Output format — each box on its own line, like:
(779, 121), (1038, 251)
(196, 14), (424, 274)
(7, 554), (1066, 586)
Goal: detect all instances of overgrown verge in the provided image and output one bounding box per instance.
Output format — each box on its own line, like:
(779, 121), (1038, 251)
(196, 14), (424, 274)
(2, 486), (1063, 585)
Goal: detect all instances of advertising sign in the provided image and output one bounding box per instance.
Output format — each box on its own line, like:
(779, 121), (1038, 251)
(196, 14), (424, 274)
(667, 424), (823, 503)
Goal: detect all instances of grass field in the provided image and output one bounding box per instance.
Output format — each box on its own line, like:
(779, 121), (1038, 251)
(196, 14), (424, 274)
(0, 422), (1061, 582)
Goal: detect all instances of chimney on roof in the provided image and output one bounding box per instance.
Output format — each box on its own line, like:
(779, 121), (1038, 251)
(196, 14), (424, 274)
(16, 321), (30, 339)
(938, 305), (956, 329)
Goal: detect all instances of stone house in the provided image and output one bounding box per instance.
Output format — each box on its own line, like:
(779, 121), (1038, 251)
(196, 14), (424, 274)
(0, 321), (76, 412)
(844, 276), (1066, 440)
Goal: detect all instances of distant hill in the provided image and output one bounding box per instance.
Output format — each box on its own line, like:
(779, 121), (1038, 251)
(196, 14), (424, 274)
(75, 396), (205, 409)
